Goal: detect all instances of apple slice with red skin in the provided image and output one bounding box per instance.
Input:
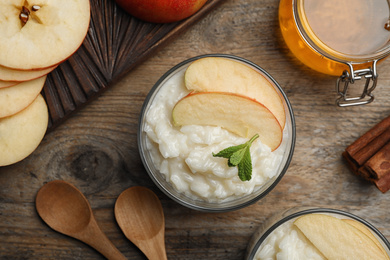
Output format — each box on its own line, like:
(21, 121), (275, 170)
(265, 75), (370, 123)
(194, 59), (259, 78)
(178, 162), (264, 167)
(0, 76), (46, 118)
(0, 0), (90, 70)
(172, 92), (283, 151)
(0, 64), (56, 82)
(184, 57), (286, 129)
(0, 94), (48, 166)
(114, 0), (208, 23)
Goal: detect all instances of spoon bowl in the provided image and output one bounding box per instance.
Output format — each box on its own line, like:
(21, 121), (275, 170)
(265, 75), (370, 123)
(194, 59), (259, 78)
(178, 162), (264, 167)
(115, 186), (167, 260)
(36, 180), (126, 260)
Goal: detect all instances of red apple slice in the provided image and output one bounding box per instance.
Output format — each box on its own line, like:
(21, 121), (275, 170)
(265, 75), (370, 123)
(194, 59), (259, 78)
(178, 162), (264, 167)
(0, 0), (90, 70)
(0, 76), (46, 118)
(172, 92), (283, 151)
(0, 94), (48, 166)
(0, 80), (18, 89)
(184, 57), (286, 129)
(0, 64), (56, 82)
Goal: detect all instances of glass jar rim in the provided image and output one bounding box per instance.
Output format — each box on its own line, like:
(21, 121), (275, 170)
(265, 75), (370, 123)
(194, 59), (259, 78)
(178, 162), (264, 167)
(293, 0), (390, 64)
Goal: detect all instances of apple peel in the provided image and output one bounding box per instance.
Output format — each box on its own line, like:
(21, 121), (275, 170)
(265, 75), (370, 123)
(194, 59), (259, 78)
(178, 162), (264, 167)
(0, 80), (18, 89)
(114, 0), (208, 23)
(0, 64), (56, 82)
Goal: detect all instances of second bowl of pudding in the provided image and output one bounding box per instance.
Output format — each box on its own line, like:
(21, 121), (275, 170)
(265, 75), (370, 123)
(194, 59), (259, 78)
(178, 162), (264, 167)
(138, 54), (295, 212)
(246, 207), (390, 259)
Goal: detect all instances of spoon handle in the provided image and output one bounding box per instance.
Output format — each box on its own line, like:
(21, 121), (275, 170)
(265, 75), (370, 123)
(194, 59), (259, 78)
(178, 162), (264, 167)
(133, 231), (167, 260)
(77, 217), (127, 260)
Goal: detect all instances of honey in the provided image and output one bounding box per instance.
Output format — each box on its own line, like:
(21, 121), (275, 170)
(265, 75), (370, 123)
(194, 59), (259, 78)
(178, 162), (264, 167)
(279, 0), (390, 76)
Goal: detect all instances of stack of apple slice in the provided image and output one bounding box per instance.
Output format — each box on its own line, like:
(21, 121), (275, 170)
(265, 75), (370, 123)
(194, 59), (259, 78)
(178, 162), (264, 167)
(172, 57), (286, 151)
(0, 0), (91, 166)
(294, 214), (390, 259)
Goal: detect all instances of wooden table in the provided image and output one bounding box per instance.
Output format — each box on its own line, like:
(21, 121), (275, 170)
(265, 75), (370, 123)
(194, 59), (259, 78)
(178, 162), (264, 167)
(1, 0), (390, 259)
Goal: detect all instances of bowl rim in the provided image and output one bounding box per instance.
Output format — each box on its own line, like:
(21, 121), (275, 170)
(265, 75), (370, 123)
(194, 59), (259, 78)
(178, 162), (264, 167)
(137, 53), (296, 212)
(246, 207), (390, 259)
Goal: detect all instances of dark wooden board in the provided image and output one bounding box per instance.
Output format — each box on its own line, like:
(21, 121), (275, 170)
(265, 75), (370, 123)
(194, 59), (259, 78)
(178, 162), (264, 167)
(42, 0), (223, 130)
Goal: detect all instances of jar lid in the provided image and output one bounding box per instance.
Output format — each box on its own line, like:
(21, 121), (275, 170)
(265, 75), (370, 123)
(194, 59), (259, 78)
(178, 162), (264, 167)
(294, 0), (390, 63)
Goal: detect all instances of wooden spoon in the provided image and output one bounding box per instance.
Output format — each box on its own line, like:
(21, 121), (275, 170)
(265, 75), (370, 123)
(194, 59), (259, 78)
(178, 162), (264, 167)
(35, 180), (126, 260)
(114, 186), (167, 260)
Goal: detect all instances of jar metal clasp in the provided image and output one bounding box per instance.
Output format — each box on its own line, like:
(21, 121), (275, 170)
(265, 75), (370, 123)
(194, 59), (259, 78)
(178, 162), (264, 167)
(336, 60), (378, 107)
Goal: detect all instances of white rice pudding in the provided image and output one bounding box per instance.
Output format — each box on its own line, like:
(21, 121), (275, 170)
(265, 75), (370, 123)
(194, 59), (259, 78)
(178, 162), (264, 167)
(144, 66), (288, 202)
(254, 219), (325, 260)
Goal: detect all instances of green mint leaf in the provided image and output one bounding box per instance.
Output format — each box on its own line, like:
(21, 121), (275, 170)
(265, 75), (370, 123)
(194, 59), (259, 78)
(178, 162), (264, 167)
(212, 143), (247, 159)
(229, 147), (247, 166)
(227, 161), (235, 167)
(237, 147), (252, 181)
(212, 134), (259, 181)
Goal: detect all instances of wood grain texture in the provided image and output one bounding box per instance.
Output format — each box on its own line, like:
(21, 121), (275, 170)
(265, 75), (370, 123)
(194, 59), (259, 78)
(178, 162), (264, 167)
(1, 0), (390, 259)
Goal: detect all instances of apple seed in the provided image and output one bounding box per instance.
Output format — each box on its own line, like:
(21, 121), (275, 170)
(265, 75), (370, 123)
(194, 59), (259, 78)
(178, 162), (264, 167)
(19, 12), (29, 24)
(32, 5), (41, 11)
(22, 6), (30, 15)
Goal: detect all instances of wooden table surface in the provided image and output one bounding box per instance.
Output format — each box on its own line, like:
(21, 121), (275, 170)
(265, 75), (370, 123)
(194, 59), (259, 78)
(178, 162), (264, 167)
(1, 0), (390, 259)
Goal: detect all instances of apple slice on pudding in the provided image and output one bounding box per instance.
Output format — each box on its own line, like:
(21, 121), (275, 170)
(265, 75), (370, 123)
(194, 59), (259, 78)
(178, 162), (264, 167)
(0, 0), (90, 70)
(172, 92), (283, 151)
(184, 57), (286, 129)
(0, 76), (46, 118)
(294, 214), (389, 260)
(0, 94), (48, 166)
(342, 219), (390, 259)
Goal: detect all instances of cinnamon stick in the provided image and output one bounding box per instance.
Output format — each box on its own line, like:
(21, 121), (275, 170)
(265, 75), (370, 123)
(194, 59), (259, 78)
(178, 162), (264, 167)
(352, 127), (390, 166)
(342, 151), (359, 175)
(363, 142), (390, 180)
(343, 115), (390, 192)
(345, 116), (390, 157)
(373, 169), (390, 193)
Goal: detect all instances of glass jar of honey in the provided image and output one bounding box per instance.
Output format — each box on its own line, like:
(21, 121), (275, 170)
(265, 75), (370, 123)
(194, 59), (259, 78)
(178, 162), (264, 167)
(279, 0), (390, 106)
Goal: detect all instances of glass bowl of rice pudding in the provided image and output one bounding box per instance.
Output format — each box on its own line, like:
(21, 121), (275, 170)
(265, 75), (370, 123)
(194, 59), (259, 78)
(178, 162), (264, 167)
(246, 208), (390, 259)
(138, 54), (295, 212)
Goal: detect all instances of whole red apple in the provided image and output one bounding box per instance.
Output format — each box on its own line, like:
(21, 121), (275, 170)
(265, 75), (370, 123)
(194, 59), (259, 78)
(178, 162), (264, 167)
(114, 0), (208, 23)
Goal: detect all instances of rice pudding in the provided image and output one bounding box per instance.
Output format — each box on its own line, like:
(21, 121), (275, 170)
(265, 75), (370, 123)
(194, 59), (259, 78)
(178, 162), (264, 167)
(143, 57), (289, 203)
(254, 219), (325, 259)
